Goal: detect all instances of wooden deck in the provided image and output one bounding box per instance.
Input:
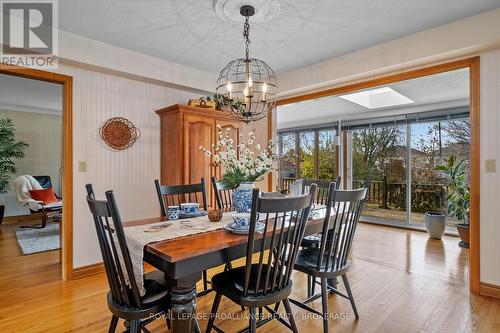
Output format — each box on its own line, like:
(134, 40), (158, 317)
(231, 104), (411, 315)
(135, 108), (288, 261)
(362, 205), (459, 229)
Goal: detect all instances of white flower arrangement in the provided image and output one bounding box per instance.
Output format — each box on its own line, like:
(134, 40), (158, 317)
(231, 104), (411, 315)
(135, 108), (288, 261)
(199, 125), (274, 188)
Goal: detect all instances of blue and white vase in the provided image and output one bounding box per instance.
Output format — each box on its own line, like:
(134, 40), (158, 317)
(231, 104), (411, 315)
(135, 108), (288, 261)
(232, 182), (255, 213)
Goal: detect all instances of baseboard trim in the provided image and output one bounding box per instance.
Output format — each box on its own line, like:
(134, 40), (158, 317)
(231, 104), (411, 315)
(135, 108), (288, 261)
(72, 262), (104, 279)
(480, 282), (500, 299)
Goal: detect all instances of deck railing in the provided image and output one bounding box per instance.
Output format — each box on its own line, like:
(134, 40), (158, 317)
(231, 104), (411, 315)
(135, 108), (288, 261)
(280, 177), (447, 213)
(281, 177), (295, 193)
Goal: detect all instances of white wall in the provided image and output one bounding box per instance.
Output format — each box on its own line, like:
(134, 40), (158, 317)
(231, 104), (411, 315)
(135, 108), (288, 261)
(479, 49), (500, 285)
(54, 64), (196, 268)
(0, 110), (62, 216)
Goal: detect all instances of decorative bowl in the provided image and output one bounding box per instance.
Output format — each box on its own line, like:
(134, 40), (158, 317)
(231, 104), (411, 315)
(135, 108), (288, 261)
(208, 209), (223, 222)
(180, 202), (199, 214)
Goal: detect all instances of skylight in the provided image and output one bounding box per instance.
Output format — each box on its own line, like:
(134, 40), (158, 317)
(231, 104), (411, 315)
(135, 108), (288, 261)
(339, 87), (414, 109)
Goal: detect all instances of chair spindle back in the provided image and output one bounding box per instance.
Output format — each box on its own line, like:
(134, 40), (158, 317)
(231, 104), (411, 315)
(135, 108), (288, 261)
(85, 184), (142, 308)
(302, 177), (341, 205)
(155, 178), (208, 217)
(243, 185), (317, 298)
(211, 177), (235, 210)
(317, 185), (367, 272)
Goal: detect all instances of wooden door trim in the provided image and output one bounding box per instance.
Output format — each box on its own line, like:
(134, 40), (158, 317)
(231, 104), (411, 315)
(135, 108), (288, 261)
(271, 56), (481, 293)
(342, 131), (348, 189)
(469, 57), (480, 294)
(276, 57), (479, 106)
(0, 64), (73, 281)
(267, 111), (273, 191)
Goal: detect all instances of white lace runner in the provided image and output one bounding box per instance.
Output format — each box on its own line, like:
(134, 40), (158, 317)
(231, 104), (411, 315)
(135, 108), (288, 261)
(123, 213), (234, 296)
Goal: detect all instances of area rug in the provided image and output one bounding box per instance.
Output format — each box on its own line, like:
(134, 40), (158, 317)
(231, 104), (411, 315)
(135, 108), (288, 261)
(15, 223), (61, 255)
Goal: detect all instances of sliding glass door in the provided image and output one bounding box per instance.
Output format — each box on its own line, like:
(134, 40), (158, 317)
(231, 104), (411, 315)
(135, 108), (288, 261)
(277, 114), (470, 230)
(410, 118), (470, 228)
(299, 131), (315, 178)
(277, 127), (337, 192)
(345, 115), (470, 230)
(278, 132), (298, 192)
(318, 129), (336, 180)
(351, 125), (408, 223)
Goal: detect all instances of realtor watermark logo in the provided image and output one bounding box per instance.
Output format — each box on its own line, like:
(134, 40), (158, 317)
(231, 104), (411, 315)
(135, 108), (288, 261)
(1, 0), (58, 68)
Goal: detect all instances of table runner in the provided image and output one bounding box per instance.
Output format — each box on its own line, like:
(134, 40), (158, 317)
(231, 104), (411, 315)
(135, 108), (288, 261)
(123, 213), (234, 296)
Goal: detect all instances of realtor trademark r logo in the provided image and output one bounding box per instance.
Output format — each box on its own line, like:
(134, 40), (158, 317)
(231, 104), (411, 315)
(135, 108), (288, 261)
(2, 1), (53, 54)
(1, 0), (58, 68)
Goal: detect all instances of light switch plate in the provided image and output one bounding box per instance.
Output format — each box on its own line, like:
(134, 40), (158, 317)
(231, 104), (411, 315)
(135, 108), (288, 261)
(78, 161), (87, 172)
(485, 159), (496, 172)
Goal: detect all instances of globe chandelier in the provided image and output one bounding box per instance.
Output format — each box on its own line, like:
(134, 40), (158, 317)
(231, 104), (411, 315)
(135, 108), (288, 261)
(215, 5), (277, 123)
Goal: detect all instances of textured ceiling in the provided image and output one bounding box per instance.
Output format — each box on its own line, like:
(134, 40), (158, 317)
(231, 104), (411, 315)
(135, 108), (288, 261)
(277, 68), (469, 129)
(58, 0), (500, 73)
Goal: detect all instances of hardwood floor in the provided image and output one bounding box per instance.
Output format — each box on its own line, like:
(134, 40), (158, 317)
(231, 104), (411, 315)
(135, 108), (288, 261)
(1, 220), (499, 332)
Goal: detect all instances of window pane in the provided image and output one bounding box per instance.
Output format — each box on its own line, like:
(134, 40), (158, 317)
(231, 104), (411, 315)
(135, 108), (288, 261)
(351, 125), (407, 223)
(280, 133), (297, 179)
(410, 119), (470, 229)
(299, 131), (315, 178)
(318, 129), (336, 180)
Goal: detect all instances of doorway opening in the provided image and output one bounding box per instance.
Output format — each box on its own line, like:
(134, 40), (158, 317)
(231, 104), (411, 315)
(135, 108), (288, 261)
(274, 57), (480, 293)
(0, 65), (73, 281)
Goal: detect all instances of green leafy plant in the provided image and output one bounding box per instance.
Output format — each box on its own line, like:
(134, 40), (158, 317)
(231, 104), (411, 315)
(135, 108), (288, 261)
(0, 118), (29, 193)
(435, 155), (470, 224)
(212, 94), (246, 114)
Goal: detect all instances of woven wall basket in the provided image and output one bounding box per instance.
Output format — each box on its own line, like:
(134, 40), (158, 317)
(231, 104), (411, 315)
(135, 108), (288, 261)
(99, 117), (141, 150)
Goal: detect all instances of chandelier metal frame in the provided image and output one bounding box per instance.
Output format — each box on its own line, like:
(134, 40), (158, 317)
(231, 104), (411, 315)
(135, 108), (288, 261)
(215, 5), (277, 123)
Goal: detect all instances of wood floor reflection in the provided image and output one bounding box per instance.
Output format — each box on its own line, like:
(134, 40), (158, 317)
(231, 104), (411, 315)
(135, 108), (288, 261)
(1, 221), (499, 332)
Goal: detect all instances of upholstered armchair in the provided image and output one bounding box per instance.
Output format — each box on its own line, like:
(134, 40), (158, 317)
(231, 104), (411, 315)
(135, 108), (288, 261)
(13, 175), (62, 228)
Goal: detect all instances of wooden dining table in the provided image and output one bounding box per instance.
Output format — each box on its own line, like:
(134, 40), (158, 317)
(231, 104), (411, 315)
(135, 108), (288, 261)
(123, 209), (330, 333)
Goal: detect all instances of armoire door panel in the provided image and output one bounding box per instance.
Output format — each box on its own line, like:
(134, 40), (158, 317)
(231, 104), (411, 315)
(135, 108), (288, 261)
(184, 115), (214, 205)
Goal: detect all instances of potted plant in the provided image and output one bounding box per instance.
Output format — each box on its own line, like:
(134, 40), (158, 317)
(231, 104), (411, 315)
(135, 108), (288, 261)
(435, 155), (470, 248)
(200, 125), (274, 215)
(0, 118), (29, 224)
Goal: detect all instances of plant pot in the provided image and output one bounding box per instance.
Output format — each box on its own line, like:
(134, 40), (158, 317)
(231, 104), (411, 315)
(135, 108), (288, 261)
(456, 223), (470, 248)
(232, 182), (255, 213)
(424, 211), (446, 239)
(0, 205), (4, 225)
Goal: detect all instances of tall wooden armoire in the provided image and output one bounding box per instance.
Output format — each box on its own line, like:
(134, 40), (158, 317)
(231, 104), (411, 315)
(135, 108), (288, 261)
(156, 104), (241, 207)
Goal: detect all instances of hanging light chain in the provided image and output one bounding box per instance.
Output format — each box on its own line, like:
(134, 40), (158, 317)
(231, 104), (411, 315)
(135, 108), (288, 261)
(243, 16), (250, 61)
